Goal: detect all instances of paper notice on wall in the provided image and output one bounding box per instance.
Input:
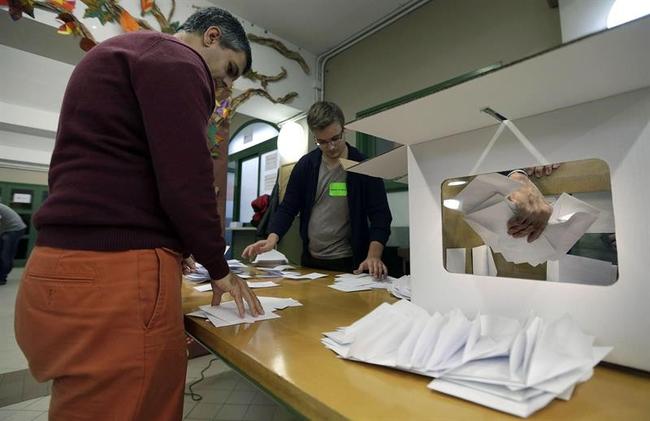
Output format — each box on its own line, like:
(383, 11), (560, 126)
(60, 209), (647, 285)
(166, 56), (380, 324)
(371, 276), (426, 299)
(259, 150), (279, 195)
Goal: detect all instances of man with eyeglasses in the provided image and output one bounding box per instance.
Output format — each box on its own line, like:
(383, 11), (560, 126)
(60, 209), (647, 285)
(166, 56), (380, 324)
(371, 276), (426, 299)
(243, 101), (392, 278)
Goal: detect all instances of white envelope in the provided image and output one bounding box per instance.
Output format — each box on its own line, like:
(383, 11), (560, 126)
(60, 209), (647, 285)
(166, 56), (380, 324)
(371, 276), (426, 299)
(349, 310), (413, 366)
(396, 314), (430, 369)
(547, 253), (617, 285)
(428, 378), (556, 418)
(446, 248), (467, 274)
(411, 313), (447, 370)
(426, 309), (472, 370)
(463, 314), (521, 363)
(472, 245), (498, 276)
(525, 314), (595, 386)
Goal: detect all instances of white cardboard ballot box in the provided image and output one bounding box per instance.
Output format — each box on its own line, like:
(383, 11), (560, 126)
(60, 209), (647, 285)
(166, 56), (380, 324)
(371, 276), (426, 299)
(347, 16), (650, 371)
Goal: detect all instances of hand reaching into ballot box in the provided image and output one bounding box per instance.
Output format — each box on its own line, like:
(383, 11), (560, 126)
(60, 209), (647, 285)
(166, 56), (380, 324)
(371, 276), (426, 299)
(211, 272), (265, 317)
(506, 172), (553, 243)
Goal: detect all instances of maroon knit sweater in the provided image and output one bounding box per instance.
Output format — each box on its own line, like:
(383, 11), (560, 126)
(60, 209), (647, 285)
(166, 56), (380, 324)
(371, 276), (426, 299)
(35, 31), (229, 280)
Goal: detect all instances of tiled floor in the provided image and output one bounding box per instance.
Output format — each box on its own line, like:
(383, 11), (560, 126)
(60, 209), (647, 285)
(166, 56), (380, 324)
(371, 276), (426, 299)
(0, 268), (299, 420)
(0, 268), (29, 375)
(0, 369), (51, 408)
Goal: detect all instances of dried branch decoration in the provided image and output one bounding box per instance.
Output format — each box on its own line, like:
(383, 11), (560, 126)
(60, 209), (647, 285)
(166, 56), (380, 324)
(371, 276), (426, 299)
(230, 88), (298, 113)
(247, 33), (310, 75)
(243, 67), (287, 89)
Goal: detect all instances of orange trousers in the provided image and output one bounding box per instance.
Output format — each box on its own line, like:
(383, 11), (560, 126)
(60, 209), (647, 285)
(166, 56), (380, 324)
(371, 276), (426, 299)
(15, 246), (187, 421)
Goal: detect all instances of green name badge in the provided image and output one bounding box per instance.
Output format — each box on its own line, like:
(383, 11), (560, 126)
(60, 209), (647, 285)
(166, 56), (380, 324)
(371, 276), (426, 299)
(329, 182), (348, 197)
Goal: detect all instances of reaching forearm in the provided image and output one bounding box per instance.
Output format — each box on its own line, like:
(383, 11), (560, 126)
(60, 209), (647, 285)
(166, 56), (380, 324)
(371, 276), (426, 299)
(367, 241), (384, 259)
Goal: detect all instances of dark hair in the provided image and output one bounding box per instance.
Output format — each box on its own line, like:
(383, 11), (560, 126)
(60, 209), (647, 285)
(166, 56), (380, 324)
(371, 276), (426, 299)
(179, 7), (252, 74)
(307, 101), (345, 132)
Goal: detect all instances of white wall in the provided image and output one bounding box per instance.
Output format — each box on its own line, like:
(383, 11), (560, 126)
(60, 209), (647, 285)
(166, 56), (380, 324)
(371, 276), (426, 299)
(324, 0), (561, 124)
(559, 0), (650, 42)
(559, 0), (615, 42)
(0, 130), (53, 166)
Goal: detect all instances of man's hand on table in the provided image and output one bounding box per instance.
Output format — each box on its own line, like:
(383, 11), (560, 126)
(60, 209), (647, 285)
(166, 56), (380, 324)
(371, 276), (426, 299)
(353, 241), (388, 279)
(354, 256), (388, 279)
(211, 272), (264, 318)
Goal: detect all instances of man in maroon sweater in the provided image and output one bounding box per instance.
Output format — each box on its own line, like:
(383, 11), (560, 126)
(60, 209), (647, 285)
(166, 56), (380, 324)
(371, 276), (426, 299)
(14, 8), (263, 420)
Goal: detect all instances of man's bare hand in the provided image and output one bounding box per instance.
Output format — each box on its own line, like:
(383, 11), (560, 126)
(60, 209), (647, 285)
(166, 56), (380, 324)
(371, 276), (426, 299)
(507, 172), (552, 243)
(242, 234), (279, 260)
(211, 273), (264, 317)
(525, 163), (560, 178)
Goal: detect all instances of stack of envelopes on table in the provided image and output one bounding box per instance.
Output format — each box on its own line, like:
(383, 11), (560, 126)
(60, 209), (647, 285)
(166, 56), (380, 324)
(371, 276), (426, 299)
(321, 300), (611, 418)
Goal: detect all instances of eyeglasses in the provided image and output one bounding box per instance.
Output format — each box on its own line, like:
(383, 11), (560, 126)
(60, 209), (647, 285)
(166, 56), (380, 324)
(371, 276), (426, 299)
(315, 130), (344, 147)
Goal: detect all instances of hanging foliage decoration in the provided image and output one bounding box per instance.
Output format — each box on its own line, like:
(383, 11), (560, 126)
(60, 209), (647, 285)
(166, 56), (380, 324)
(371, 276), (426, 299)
(1, 0), (299, 158)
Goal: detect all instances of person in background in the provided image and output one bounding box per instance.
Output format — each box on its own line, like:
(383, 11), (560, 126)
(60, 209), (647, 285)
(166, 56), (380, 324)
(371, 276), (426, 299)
(0, 203), (26, 285)
(14, 8), (262, 420)
(242, 101), (393, 278)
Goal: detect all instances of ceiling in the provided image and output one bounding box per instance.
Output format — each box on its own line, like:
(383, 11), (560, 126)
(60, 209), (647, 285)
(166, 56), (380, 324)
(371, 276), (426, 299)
(207, 0), (429, 55)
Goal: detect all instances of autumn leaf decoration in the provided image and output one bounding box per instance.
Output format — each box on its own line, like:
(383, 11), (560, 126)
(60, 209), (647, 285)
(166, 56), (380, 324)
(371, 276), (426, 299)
(140, 0), (152, 13)
(119, 9), (140, 32)
(56, 13), (76, 34)
(49, 0), (74, 11)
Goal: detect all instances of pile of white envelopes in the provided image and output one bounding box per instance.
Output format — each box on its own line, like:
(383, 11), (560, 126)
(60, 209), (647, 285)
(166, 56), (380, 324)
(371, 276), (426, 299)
(322, 300), (611, 417)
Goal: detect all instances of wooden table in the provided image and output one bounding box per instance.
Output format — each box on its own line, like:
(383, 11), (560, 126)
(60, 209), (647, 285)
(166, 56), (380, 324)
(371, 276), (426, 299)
(182, 273), (650, 420)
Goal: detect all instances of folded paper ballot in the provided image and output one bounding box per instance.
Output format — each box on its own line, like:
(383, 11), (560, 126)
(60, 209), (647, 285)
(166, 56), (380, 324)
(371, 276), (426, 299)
(252, 249), (289, 267)
(283, 272), (328, 280)
(453, 174), (600, 266)
(389, 275), (411, 300)
(546, 253), (617, 285)
(321, 301), (611, 418)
